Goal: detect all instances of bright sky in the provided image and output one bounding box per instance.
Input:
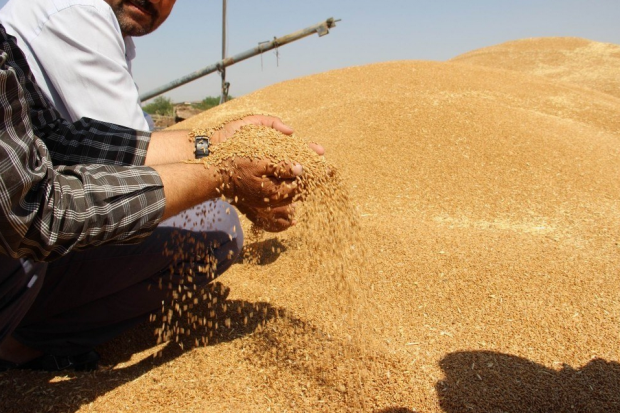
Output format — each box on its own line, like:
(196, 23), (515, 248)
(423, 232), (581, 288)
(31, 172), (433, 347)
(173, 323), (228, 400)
(2, 0), (619, 103)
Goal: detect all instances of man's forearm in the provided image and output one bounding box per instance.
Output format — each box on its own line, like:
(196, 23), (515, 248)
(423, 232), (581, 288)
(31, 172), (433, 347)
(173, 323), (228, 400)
(145, 130), (195, 166)
(153, 162), (220, 220)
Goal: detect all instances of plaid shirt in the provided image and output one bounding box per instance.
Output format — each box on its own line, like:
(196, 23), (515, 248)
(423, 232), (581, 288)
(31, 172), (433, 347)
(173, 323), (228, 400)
(0, 25), (165, 262)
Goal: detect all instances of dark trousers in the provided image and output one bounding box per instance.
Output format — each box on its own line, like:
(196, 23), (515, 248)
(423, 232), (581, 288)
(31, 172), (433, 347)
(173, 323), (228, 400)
(2, 225), (242, 356)
(0, 257), (46, 345)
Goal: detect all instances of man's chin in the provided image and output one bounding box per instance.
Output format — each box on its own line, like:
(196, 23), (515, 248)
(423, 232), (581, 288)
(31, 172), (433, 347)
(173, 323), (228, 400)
(114, 5), (155, 36)
(119, 19), (153, 37)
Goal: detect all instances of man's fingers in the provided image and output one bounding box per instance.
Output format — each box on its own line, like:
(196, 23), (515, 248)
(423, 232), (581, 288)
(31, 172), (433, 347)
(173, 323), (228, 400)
(261, 160), (303, 179)
(212, 115), (294, 143)
(255, 161), (303, 206)
(291, 163), (303, 176)
(244, 115), (294, 135)
(253, 204), (296, 233)
(308, 142), (325, 156)
(270, 118), (294, 135)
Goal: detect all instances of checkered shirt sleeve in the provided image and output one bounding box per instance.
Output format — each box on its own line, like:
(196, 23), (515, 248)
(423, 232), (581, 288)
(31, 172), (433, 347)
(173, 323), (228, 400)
(0, 28), (166, 262)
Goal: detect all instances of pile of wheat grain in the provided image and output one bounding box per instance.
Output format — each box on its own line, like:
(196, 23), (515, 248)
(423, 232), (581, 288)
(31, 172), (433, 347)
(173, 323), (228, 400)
(2, 36), (619, 413)
(150, 52), (620, 412)
(450, 37), (620, 99)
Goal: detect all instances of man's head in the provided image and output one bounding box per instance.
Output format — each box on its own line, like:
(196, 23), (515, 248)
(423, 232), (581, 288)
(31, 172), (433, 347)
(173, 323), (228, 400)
(104, 0), (176, 37)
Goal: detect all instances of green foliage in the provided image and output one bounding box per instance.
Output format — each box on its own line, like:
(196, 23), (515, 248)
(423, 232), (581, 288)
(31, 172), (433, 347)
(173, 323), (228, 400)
(142, 96), (174, 116)
(192, 95), (234, 111)
(142, 95), (235, 117)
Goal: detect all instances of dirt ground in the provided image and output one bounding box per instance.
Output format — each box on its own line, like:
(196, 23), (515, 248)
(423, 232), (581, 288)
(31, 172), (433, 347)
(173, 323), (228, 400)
(1, 37), (619, 412)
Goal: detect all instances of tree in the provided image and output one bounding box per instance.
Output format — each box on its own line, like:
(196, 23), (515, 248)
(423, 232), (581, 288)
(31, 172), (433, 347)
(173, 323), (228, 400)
(192, 96), (234, 111)
(142, 96), (174, 116)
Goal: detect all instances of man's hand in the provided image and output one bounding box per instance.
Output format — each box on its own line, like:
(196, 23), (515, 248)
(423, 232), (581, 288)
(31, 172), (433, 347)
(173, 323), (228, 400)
(211, 115), (294, 144)
(211, 115), (326, 156)
(239, 204), (297, 233)
(219, 157), (302, 208)
(154, 115), (326, 222)
(211, 115), (326, 231)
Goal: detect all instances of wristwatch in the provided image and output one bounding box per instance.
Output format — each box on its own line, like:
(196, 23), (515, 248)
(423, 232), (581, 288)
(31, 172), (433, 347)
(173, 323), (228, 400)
(194, 135), (210, 159)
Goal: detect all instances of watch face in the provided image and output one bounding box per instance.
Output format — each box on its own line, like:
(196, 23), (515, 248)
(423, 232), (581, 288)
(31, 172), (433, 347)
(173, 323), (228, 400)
(195, 136), (210, 158)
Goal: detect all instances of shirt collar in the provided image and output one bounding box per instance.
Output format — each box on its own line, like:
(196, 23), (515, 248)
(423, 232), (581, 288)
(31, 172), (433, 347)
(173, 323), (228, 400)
(124, 36), (137, 61)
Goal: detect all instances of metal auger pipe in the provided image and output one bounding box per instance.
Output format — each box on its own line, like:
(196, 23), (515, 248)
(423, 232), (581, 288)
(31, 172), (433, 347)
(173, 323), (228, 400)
(140, 17), (340, 102)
